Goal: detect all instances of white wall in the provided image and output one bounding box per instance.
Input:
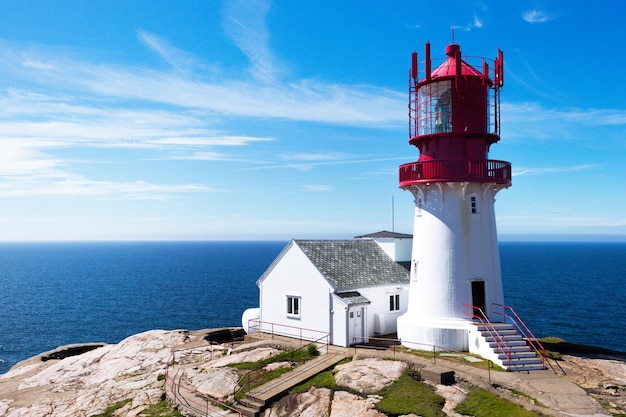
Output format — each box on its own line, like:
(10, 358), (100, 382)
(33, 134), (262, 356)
(371, 238), (413, 262)
(398, 181), (507, 351)
(258, 243), (332, 342)
(330, 295), (349, 346)
(357, 284), (409, 337)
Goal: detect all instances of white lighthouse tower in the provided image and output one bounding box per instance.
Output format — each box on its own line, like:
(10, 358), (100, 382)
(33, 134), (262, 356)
(397, 42), (511, 352)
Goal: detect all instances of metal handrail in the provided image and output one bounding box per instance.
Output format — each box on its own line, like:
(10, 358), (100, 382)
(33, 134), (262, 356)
(463, 304), (512, 369)
(247, 318), (330, 354)
(165, 350), (243, 417)
(399, 159), (512, 186)
(233, 331), (328, 400)
(493, 303), (546, 368)
(351, 335), (496, 384)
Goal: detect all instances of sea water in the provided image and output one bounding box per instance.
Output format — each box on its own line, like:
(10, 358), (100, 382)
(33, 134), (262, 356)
(0, 241), (624, 374)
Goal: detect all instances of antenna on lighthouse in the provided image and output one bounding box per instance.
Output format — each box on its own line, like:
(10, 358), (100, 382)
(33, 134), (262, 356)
(391, 196), (395, 232)
(451, 26), (455, 43)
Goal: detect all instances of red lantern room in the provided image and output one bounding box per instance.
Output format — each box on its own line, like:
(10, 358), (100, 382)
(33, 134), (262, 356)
(399, 43), (511, 187)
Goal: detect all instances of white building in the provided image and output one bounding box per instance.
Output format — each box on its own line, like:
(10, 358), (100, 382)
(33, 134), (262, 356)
(249, 231), (411, 347)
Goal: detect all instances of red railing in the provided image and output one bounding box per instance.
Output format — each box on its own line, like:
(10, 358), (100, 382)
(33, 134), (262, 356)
(165, 350), (243, 417)
(463, 304), (512, 369)
(493, 303), (546, 368)
(399, 159), (511, 187)
(247, 319), (330, 354)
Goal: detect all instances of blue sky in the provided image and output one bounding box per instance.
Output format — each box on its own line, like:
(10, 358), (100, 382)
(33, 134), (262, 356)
(0, 1), (624, 241)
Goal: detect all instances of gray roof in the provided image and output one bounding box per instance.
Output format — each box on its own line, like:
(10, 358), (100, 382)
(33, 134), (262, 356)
(354, 230), (413, 239)
(336, 291), (371, 306)
(294, 239), (410, 290)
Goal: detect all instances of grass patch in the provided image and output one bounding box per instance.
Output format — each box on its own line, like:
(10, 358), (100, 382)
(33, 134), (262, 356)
(140, 400), (183, 417)
(230, 346), (317, 370)
(375, 371), (446, 417)
(455, 386), (548, 417)
(231, 345), (320, 400)
(291, 369), (342, 393)
(89, 399), (132, 417)
(538, 337), (623, 357)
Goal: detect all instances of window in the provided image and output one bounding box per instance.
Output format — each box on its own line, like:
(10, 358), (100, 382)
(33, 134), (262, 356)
(469, 195), (478, 214)
(389, 294), (400, 312)
(287, 296), (300, 317)
(417, 80), (452, 135)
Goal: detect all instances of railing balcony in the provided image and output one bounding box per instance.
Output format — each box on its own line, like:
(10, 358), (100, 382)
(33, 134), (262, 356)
(399, 159), (511, 187)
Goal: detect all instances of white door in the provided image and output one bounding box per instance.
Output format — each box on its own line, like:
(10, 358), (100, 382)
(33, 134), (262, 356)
(348, 306), (365, 345)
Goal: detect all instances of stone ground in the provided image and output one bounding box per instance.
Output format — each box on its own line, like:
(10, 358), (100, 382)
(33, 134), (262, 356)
(555, 353), (626, 416)
(0, 329), (624, 417)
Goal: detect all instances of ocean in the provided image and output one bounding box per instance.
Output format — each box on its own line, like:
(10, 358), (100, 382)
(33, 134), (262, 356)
(0, 241), (624, 374)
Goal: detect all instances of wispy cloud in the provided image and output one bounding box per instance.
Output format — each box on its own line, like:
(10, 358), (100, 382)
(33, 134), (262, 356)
(0, 177), (211, 199)
(502, 101), (626, 140)
(244, 155), (410, 172)
(522, 9), (560, 24)
(137, 30), (198, 73)
(0, 42), (404, 126)
(0, 20), (404, 199)
(500, 213), (626, 232)
(221, 0), (284, 84)
(513, 164), (597, 177)
(453, 13), (484, 32)
(303, 184), (334, 192)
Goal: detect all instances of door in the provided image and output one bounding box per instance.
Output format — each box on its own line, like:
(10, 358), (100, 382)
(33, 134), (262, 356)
(471, 280), (486, 319)
(348, 306), (365, 345)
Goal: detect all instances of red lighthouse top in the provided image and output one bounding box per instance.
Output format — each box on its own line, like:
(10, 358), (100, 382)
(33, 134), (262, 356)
(400, 42), (511, 187)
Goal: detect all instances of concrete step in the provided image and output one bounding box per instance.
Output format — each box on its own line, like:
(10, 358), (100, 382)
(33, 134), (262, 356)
(475, 324), (515, 331)
(508, 362), (545, 372)
(507, 357), (544, 366)
(241, 394), (265, 410)
(496, 352), (540, 361)
(236, 403), (260, 417)
(492, 344), (532, 353)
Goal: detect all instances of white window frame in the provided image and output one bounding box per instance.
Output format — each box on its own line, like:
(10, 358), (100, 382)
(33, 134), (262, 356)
(389, 294), (400, 312)
(286, 295), (301, 318)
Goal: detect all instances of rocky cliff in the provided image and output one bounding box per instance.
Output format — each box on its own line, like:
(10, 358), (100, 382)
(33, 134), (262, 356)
(0, 329), (624, 417)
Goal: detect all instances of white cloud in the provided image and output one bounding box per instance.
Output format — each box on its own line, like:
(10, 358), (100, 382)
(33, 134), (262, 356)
(137, 30), (197, 72)
(513, 164), (597, 177)
(0, 178), (212, 199)
(221, 0), (285, 84)
(453, 13), (484, 32)
(501, 101), (626, 141)
(303, 184), (334, 192)
(522, 10), (558, 24)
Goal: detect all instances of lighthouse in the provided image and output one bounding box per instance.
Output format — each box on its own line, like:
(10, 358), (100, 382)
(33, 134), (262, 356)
(396, 42), (511, 352)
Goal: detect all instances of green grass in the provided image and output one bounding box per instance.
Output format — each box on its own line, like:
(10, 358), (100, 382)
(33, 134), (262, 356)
(455, 386), (548, 417)
(231, 345), (320, 400)
(375, 371), (447, 417)
(140, 400), (183, 417)
(229, 346), (317, 370)
(539, 337), (623, 357)
(89, 399), (132, 417)
(291, 369), (342, 393)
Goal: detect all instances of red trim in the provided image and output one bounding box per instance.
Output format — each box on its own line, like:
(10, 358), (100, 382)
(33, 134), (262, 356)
(399, 159), (511, 187)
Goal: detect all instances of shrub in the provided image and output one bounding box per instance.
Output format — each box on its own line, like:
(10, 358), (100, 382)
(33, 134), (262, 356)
(306, 343), (319, 357)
